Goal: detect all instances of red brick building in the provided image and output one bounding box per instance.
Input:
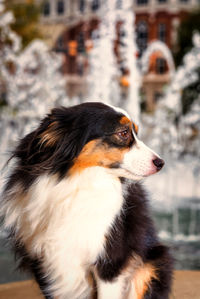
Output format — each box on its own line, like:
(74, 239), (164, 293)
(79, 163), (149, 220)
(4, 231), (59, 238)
(135, 11), (190, 56)
(133, 0), (199, 110)
(38, 0), (199, 106)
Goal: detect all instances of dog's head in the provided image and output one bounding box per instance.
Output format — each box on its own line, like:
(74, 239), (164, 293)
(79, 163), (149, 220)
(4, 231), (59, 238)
(16, 102), (164, 180)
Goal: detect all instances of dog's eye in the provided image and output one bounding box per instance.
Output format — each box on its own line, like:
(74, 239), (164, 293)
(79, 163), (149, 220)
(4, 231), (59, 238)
(117, 130), (130, 139)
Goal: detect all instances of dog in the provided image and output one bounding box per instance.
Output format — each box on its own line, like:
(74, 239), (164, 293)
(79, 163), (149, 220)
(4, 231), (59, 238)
(1, 102), (173, 299)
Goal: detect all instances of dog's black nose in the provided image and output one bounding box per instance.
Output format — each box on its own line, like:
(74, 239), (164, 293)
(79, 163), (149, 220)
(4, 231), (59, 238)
(153, 158), (165, 171)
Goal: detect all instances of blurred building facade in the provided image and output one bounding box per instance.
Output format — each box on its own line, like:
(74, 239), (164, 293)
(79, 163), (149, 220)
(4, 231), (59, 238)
(17, 0), (200, 107)
(134, 0), (199, 110)
(35, 0), (100, 97)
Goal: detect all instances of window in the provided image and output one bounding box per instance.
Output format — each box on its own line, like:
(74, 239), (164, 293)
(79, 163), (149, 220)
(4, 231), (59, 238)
(79, 0), (85, 12)
(77, 32), (85, 53)
(91, 0), (100, 11)
(157, 0), (167, 3)
(158, 23), (166, 42)
(154, 92), (163, 102)
(116, 0), (123, 9)
(43, 1), (50, 16)
(57, 0), (65, 15)
(57, 36), (64, 49)
(136, 21), (148, 54)
(156, 58), (167, 74)
(137, 0), (148, 5)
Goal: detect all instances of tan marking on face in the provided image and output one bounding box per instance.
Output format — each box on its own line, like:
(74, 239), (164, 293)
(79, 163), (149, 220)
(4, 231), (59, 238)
(120, 116), (139, 135)
(40, 122), (58, 147)
(69, 139), (129, 175)
(120, 116), (132, 129)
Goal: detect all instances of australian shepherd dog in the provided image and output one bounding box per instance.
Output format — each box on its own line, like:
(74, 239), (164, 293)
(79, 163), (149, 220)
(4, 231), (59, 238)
(1, 102), (173, 299)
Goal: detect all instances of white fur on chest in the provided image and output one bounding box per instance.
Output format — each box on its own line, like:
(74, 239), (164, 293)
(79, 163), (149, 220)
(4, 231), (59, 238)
(26, 167), (124, 298)
(51, 167), (123, 261)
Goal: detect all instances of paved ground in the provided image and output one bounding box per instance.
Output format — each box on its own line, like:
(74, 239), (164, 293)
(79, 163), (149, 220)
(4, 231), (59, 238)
(0, 280), (43, 299)
(0, 271), (199, 299)
(171, 271), (200, 299)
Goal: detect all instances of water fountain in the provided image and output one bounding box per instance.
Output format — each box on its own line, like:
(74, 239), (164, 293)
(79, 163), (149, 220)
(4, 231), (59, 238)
(88, 0), (140, 122)
(0, 2), (69, 185)
(0, 0), (200, 275)
(140, 33), (200, 269)
(0, 0), (141, 181)
(87, 1), (119, 106)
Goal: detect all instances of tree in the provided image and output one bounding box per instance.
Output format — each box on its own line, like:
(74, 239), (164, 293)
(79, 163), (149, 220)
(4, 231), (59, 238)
(5, 0), (42, 49)
(174, 9), (200, 67)
(173, 9), (200, 114)
(181, 67), (200, 115)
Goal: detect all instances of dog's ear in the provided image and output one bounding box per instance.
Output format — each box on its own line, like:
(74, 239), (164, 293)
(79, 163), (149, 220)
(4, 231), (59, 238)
(44, 106), (91, 159)
(13, 106), (91, 177)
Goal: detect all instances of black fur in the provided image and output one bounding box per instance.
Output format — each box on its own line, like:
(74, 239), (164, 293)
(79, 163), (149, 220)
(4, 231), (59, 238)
(6, 228), (53, 298)
(5, 102), (127, 192)
(2, 102), (173, 298)
(97, 182), (173, 298)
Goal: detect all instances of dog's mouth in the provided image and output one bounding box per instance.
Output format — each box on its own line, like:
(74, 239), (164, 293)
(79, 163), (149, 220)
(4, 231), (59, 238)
(108, 167), (148, 181)
(120, 162), (164, 180)
(122, 168), (148, 178)
(119, 155), (165, 180)
(108, 159), (164, 180)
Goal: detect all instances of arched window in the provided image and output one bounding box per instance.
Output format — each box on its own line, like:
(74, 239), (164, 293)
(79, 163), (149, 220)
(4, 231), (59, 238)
(156, 58), (167, 74)
(136, 21), (148, 54)
(57, 0), (65, 15)
(43, 1), (50, 16)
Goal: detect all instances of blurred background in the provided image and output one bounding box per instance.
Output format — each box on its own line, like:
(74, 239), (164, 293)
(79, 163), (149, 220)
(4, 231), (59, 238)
(0, 0), (200, 285)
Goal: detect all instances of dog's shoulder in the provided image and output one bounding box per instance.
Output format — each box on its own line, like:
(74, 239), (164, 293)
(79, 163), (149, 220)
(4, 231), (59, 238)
(96, 181), (159, 279)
